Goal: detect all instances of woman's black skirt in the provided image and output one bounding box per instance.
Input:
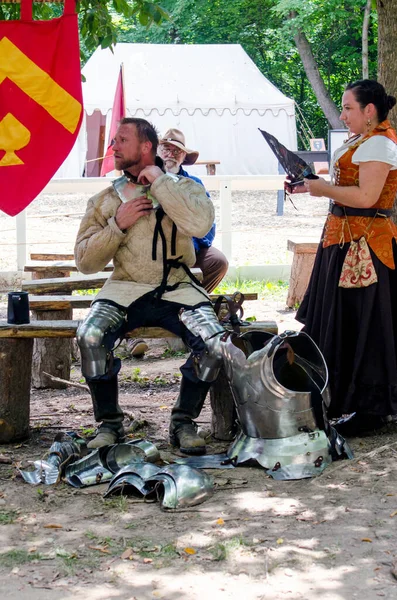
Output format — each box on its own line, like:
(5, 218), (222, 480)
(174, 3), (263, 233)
(296, 239), (397, 418)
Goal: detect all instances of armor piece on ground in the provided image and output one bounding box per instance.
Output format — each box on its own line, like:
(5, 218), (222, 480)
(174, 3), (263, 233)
(77, 302), (126, 378)
(19, 439), (83, 485)
(105, 440), (160, 472)
(222, 329), (330, 439)
(65, 447), (114, 488)
(104, 463), (162, 498)
(65, 439), (160, 487)
(144, 464), (214, 509)
(227, 430), (331, 479)
(174, 453), (235, 469)
(179, 309), (352, 478)
(179, 305), (226, 381)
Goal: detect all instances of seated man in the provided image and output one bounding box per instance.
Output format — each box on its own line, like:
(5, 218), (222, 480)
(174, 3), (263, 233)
(129, 127), (229, 358)
(75, 117), (216, 455)
(158, 128), (228, 293)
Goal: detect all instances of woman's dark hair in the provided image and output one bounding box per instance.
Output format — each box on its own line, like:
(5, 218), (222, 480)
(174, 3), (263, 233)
(345, 79), (396, 122)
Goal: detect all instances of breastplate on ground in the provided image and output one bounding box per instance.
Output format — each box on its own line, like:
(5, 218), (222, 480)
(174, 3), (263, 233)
(180, 306), (351, 479)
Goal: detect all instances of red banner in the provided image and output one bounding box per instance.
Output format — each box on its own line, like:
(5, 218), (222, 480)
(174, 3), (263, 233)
(100, 65), (126, 177)
(0, 0), (83, 216)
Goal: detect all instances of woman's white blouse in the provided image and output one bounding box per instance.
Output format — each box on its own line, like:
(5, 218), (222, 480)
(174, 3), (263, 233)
(331, 134), (397, 181)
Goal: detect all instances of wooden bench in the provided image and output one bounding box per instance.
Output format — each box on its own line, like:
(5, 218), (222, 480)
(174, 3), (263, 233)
(286, 239), (319, 308)
(24, 261), (113, 280)
(21, 269), (202, 388)
(195, 160), (220, 176)
(0, 318), (277, 443)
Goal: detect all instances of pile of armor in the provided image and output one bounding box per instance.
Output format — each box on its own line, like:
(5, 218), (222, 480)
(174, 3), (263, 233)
(19, 435), (214, 510)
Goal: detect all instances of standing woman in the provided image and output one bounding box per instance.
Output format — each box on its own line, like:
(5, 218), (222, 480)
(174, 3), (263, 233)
(297, 79), (397, 436)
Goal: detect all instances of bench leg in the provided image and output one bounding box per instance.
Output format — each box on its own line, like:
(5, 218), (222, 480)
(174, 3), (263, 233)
(0, 339), (33, 442)
(32, 308), (72, 389)
(210, 366), (237, 441)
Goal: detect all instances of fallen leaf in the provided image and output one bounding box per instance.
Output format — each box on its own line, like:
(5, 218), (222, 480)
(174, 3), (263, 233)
(390, 510), (397, 518)
(361, 538), (373, 543)
(216, 518), (225, 526)
(88, 545), (111, 554)
(44, 524), (63, 529)
(159, 405), (169, 410)
(184, 547), (196, 555)
(276, 538), (284, 545)
(121, 548), (134, 560)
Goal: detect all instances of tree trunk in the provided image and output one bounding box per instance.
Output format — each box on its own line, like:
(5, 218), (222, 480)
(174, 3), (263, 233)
(0, 339), (32, 442)
(362, 0), (372, 79)
(377, 0), (397, 129)
(291, 19), (342, 129)
(377, 0), (397, 224)
(31, 308), (72, 388)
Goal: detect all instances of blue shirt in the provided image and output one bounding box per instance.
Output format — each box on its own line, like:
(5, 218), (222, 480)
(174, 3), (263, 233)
(178, 166), (216, 252)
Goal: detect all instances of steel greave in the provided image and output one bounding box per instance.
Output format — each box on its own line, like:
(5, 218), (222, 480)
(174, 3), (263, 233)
(77, 302), (126, 378)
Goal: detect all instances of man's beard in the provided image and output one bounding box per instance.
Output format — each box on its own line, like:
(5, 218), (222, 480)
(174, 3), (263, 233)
(114, 154), (142, 171)
(163, 158), (180, 173)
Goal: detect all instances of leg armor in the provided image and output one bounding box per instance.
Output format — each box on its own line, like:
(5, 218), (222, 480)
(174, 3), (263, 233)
(180, 305), (226, 382)
(77, 302), (126, 379)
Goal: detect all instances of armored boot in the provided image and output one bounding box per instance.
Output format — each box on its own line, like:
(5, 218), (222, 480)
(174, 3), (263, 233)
(87, 378), (125, 449)
(169, 376), (211, 455)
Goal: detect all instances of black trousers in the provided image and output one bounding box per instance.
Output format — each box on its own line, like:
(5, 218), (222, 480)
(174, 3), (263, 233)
(83, 296), (212, 429)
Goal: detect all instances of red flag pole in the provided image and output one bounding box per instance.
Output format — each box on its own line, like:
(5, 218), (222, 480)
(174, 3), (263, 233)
(100, 64), (126, 176)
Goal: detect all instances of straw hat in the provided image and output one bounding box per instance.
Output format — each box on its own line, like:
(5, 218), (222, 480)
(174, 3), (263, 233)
(159, 128), (199, 165)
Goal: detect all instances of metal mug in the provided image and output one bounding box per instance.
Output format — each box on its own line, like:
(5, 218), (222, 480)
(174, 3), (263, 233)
(7, 291), (30, 324)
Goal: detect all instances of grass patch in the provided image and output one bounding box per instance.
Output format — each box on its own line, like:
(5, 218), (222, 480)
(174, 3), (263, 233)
(213, 278), (288, 302)
(208, 536), (252, 562)
(0, 549), (42, 568)
(161, 347), (187, 359)
(0, 510), (18, 525)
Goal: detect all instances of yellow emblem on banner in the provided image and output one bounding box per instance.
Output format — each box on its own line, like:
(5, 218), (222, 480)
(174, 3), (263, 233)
(0, 113), (31, 166)
(0, 36), (81, 134)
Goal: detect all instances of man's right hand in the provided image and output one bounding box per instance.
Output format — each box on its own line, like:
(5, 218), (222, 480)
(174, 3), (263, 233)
(115, 195), (153, 231)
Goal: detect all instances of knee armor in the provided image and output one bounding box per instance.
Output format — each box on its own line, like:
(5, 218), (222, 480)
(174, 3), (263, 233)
(77, 302), (126, 378)
(180, 305), (226, 382)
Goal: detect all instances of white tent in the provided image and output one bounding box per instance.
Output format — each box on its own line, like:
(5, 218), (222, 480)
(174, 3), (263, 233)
(65, 43), (297, 177)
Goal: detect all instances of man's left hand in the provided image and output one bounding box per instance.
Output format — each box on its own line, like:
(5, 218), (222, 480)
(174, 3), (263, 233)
(138, 165), (164, 185)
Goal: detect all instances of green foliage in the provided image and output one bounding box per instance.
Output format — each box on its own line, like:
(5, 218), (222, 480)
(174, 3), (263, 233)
(119, 0), (377, 140)
(161, 347), (187, 358)
(0, 1), (169, 65)
(0, 549), (43, 567)
(0, 510), (18, 525)
(212, 278), (289, 301)
(0, 0), (378, 139)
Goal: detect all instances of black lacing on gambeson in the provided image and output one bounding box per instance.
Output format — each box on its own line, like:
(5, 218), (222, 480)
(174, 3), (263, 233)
(151, 207), (207, 301)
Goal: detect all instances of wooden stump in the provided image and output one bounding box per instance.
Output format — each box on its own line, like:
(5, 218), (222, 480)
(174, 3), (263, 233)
(0, 339), (32, 442)
(210, 366), (237, 441)
(286, 240), (318, 308)
(32, 308), (73, 388)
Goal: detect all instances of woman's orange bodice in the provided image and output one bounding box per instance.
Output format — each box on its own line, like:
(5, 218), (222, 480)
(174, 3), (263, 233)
(323, 120), (397, 269)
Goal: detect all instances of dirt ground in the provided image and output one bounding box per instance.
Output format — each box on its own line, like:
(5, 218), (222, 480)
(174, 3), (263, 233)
(1, 192), (397, 599)
(1, 303), (397, 600)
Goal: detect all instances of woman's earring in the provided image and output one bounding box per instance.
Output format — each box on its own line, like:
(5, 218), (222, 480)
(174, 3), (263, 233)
(366, 118), (372, 131)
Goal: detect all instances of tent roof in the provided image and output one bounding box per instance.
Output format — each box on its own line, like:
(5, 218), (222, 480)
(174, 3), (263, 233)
(82, 43), (294, 117)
